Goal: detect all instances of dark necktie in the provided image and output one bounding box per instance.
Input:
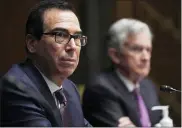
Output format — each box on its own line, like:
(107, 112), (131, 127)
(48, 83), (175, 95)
(54, 89), (67, 115)
(133, 88), (151, 127)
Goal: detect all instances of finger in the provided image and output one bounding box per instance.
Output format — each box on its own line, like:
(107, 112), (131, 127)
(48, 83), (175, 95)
(118, 117), (135, 127)
(118, 123), (135, 127)
(118, 117), (130, 123)
(118, 121), (133, 127)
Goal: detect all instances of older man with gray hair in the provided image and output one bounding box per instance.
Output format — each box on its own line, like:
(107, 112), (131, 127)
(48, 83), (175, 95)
(82, 18), (162, 127)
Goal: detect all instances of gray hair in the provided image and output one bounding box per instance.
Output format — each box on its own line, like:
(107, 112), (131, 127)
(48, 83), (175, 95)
(107, 18), (153, 50)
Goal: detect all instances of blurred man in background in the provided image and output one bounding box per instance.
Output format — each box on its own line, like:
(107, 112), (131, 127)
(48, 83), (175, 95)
(0, 0), (91, 127)
(82, 18), (161, 127)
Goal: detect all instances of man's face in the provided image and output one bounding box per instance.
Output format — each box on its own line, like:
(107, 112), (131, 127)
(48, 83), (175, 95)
(35, 9), (81, 78)
(119, 32), (152, 78)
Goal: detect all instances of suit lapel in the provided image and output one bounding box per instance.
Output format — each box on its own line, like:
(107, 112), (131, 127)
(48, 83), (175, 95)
(62, 80), (84, 127)
(21, 59), (63, 126)
(62, 89), (73, 127)
(109, 71), (142, 126)
(140, 81), (153, 124)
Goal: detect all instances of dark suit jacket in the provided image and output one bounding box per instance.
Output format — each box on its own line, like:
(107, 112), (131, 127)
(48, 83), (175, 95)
(82, 69), (161, 127)
(0, 59), (91, 127)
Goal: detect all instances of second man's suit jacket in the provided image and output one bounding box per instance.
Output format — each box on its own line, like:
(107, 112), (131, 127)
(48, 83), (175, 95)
(82, 69), (161, 127)
(0, 59), (91, 127)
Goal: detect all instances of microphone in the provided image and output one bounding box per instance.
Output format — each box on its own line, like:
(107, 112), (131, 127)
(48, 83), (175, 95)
(160, 85), (181, 93)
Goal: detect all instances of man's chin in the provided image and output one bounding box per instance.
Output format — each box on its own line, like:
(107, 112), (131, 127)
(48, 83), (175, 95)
(139, 71), (149, 78)
(59, 68), (76, 77)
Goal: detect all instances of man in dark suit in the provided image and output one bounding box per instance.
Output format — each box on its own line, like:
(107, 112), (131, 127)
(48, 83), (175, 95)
(82, 18), (162, 127)
(0, 0), (91, 127)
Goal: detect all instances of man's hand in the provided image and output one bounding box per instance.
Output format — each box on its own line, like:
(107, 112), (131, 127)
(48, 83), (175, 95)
(118, 117), (136, 127)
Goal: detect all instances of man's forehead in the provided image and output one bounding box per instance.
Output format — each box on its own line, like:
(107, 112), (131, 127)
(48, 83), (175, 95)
(125, 33), (152, 45)
(43, 8), (80, 29)
(49, 27), (83, 35)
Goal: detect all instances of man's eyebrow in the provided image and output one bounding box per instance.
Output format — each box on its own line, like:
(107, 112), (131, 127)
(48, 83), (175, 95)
(51, 28), (68, 32)
(74, 31), (83, 35)
(51, 28), (83, 35)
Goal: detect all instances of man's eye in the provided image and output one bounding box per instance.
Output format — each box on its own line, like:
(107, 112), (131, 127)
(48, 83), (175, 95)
(74, 35), (82, 39)
(56, 32), (68, 38)
(131, 46), (143, 51)
(146, 48), (152, 53)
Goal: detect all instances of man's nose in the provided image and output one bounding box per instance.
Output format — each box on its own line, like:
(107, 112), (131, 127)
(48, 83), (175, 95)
(65, 38), (77, 50)
(141, 49), (151, 60)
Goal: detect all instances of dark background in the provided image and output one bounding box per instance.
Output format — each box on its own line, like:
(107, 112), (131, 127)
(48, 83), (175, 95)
(0, 0), (181, 126)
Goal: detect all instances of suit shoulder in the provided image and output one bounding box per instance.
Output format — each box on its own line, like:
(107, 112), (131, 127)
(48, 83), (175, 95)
(89, 71), (113, 85)
(141, 78), (159, 92)
(85, 71), (118, 96)
(3, 64), (27, 83)
(62, 79), (79, 94)
(63, 79), (77, 88)
(141, 78), (156, 86)
(1, 75), (26, 92)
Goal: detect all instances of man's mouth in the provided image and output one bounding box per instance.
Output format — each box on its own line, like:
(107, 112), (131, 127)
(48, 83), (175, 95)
(59, 58), (77, 66)
(61, 58), (76, 62)
(138, 64), (149, 68)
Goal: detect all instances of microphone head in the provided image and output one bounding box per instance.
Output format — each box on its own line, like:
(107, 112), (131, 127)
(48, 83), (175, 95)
(160, 85), (176, 93)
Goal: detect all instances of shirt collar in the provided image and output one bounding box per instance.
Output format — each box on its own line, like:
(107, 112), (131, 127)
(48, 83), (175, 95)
(34, 65), (62, 94)
(116, 69), (139, 92)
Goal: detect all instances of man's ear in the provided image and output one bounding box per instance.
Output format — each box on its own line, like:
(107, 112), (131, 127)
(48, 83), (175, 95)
(26, 34), (37, 53)
(108, 48), (121, 64)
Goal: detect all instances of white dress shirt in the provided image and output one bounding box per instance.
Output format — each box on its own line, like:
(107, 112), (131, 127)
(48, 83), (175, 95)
(116, 69), (139, 92)
(34, 65), (62, 94)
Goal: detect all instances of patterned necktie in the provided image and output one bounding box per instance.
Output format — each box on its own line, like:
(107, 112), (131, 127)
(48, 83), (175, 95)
(133, 88), (151, 127)
(54, 89), (67, 115)
(54, 88), (69, 126)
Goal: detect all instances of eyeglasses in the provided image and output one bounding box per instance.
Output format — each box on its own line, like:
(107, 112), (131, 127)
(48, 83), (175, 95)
(42, 31), (87, 47)
(123, 43), (152, 54)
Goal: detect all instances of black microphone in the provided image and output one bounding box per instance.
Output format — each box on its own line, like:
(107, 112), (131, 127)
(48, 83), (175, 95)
(160, 85), (181, 93)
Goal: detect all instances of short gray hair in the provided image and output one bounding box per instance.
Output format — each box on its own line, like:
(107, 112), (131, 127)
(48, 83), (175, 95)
(107, 18), (153, 50)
